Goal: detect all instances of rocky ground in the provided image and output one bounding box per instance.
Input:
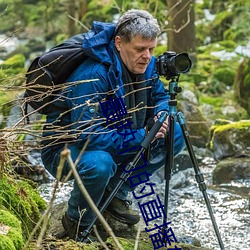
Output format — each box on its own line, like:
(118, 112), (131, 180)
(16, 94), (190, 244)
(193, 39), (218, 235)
(29, 201), (211, 250)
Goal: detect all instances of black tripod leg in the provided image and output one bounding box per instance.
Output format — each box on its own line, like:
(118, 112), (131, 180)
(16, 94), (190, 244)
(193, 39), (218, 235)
(177, 112), (225, 250)
(81, 111), (168, 240)
(163, 113), (175, 226)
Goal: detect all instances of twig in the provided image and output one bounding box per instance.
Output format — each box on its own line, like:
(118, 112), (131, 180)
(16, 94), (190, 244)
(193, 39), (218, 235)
(134, 219), (142, 250)
(22, 154), (65, 249)
(68, 14), (89, 31)
(93, 225), (109, 250)
(61, 148), (124, 250)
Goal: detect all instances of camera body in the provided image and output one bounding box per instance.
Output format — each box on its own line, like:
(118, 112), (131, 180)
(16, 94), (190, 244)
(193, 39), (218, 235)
(156, 51), (192, 79)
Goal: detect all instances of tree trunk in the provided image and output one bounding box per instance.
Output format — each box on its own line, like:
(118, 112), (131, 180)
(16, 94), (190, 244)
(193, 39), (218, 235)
(167, 0), (196, 62)
(67, 0), (76, 36)
(78, 0), (88, 20)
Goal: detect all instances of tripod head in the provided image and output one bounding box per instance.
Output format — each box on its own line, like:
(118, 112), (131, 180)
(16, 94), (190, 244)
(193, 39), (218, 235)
(168, 76), (182, 100)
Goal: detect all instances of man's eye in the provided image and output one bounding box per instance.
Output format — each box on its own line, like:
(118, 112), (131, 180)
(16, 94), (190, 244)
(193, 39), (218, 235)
(136, 48), (144, 52)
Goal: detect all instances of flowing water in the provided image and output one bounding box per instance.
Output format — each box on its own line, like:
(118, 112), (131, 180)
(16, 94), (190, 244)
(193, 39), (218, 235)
(38, 156), (250, 250)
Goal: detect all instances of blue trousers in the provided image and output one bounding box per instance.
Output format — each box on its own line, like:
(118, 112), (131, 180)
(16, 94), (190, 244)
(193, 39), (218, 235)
(41, 123), (185, 226)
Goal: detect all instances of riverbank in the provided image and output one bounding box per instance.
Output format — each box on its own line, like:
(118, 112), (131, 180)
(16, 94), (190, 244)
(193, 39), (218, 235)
(38, 154), (250, 250)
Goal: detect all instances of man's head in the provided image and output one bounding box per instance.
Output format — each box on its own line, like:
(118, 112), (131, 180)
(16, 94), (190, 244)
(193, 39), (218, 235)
(115, 9), (160, 74)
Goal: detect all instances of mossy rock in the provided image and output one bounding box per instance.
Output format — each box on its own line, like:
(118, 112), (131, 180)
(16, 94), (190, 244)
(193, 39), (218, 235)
(0, 174), (47, 239)
(213, 157), (250, 184)
(209, 120), (250, 160)
(0, 209), (24, 250)
(199, 92), (248, 122)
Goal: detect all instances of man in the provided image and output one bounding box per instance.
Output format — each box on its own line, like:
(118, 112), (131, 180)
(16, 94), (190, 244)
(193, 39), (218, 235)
(41, 9), (185, 241)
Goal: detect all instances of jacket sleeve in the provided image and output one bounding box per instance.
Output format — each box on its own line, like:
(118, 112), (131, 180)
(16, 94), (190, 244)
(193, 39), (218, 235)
(65, 61), (146, 155)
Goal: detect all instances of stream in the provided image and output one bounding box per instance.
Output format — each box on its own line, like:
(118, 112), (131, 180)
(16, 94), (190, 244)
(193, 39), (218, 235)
(38, 155), (250, 250)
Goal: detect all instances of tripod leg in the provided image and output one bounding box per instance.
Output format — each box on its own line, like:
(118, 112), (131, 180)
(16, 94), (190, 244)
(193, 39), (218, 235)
(81, 112), (168, 240)
(177, 112), (225, 250)
(163, 113), (175, 226)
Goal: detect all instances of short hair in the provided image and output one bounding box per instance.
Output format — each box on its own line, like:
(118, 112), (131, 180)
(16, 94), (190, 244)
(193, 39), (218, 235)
(115, 9), (161, 43)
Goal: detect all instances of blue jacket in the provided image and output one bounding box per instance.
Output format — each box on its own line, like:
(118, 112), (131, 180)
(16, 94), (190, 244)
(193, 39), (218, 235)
(44, 21), (170, 155)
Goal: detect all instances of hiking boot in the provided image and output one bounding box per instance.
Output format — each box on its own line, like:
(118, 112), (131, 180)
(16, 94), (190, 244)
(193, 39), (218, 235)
(61, 213), (97, 242)
(105, 196), (140, 225)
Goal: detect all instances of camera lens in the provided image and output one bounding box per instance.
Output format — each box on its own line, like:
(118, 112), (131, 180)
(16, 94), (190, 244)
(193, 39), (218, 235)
(174, 53), (192, 73)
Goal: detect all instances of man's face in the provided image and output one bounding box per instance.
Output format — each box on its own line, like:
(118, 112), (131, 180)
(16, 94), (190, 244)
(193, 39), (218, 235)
(115, 35), (157, 74)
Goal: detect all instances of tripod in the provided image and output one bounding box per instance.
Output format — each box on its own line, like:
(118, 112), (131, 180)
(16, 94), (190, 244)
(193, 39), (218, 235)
(163, 77), (225, 249)
(81, 110), (168, 240)
(82, 77), (225, 250)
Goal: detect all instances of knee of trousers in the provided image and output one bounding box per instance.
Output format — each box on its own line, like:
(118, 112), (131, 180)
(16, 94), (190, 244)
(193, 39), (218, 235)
(174, 123), (186, 155)
(77, 150), (117, 182)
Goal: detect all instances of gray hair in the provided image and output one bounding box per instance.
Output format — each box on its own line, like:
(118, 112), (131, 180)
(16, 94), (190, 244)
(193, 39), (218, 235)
(115, 9), (160, 43)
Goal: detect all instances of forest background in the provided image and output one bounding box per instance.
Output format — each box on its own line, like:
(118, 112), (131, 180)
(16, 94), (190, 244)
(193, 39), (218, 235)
(0, 0), (250, 125)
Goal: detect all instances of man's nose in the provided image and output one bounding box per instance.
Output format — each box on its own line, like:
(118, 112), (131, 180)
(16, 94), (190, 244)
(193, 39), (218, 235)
(142, 49), (151, 59)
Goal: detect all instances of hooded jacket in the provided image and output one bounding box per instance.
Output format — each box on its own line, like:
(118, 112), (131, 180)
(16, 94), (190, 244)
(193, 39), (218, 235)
(43, 21), (170, 155)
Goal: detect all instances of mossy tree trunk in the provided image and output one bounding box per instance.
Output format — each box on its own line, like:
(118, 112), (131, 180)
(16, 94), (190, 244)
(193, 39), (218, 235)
(234, 58), (250, 116)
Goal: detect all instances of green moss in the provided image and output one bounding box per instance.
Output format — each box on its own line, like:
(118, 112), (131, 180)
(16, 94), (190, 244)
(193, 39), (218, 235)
(235, 57), (250, 115)
(106, 237), (150, 250)
(0, 175), (47, 239)
(213, 67), (235, 86)
(1, 54), (25, 69)
(0, 209), (24, 249)
(0, 235), (16, 250)
(213, 120), (250, 133)
(0, 209), (21, 229)
(217, 40), (237, 51)
(7, 228), (24, 249)
(199, 95), (224, 107)
(209, 120), (250, 150)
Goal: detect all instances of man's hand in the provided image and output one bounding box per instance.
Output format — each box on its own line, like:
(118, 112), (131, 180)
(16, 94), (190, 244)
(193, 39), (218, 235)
(154, 111), (169, 139)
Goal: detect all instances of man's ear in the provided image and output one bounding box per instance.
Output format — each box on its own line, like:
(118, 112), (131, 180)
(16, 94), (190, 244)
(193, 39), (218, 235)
(115, 36), (122, 51)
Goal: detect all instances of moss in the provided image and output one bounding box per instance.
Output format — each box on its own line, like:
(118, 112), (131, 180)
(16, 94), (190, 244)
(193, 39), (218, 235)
(0, 209), (21, 229)
(234, 57), (250, 115)
(0, 209), (24, 249)
(213, 120), (250, 133)
(1, 54), (25, 69)
(7, 228), (24, 249)
(199, 95), (224, 107)
(0, 174), (47, 239)
(209, 120), (250, 151)
(213, 67), (235, 86)
(0, 235), (16, 250)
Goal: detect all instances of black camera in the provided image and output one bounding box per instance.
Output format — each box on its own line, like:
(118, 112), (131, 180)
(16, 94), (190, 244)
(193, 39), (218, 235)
(156, 51), (192, 79)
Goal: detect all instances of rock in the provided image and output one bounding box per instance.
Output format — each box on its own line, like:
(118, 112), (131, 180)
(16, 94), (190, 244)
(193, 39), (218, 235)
(45, 202), (212, 250)
(170, 168), (193, 189)
(213, 157), (250, 184)
(181, 89), (199, 105)
(209, 120), (250, 160)
(179, 100), (211, 148)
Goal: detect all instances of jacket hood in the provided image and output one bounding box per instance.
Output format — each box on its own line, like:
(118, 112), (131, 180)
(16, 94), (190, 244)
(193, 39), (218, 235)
(82, 21), (116, 65)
